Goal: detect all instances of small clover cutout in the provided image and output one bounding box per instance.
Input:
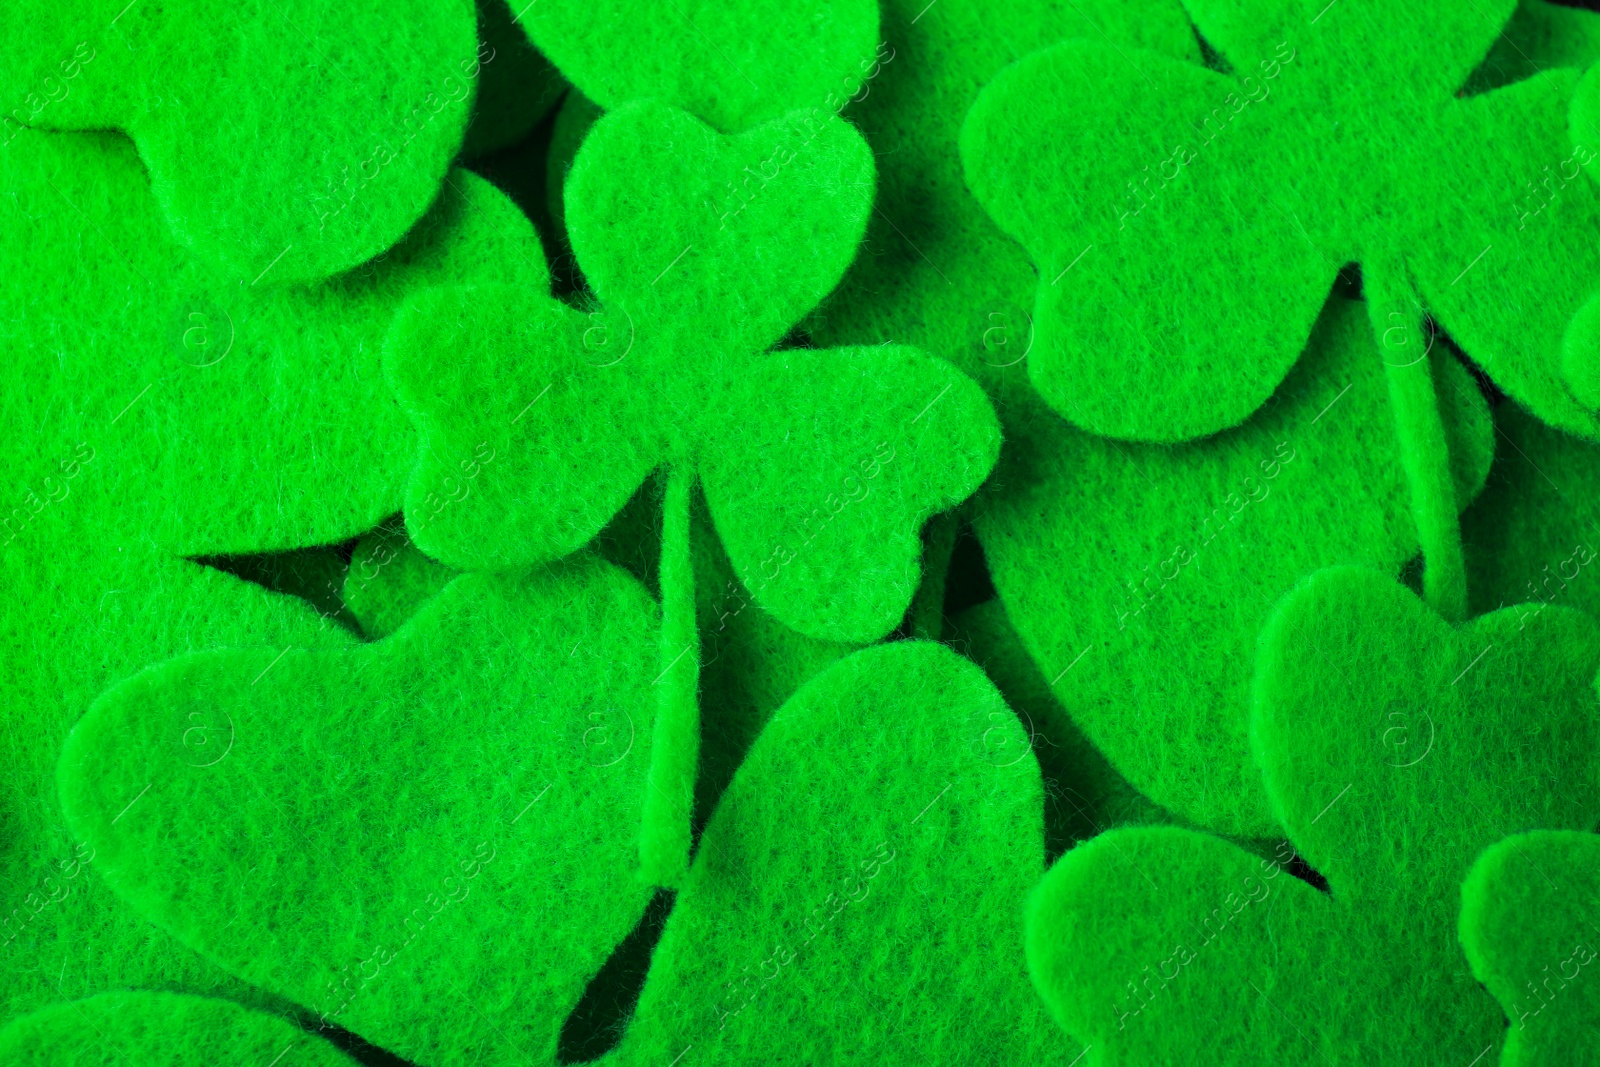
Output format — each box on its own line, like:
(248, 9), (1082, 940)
(962, 0), (1600, 441)
(0, 0), (483, 284)
(1026, 567), (1600, 1064)
(610, 642), (1073, 1065)
(386, 101), (1000, 645)
(1462, 830), (1600, 1066)
(59, 560), (661, 1066)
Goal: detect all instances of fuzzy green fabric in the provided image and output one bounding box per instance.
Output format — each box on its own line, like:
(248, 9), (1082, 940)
(0, 991), (355, 1066)
(809, 0), (1198, 401)
(462, 0), (566, 158)
(0, 127), (547, 557)
(961, 0), (1600, 441)
(1462, 402), (1600, 621)
(1027, 566), (1600, 1064)
(1468, 0), (1600, 94)
(611, 641), (1074, 1064)
(950, 601), (1172, 842)
(0, 0), (479, 284)
(0, 538), (353, 1024)
(1461, 831), (1600, 1065)
(342, 517), (456, 640)
(57, 558), (659, 1065)
(974, 298), (1493, 835)
(690, 491), (856, 828)
(387, 101), (1000, 644)
(516, 0), (878, 132)
(0, 128), (538, 1017)
(207, 544), (360, 635)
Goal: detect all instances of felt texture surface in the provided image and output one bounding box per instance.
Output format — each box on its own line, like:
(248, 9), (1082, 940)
(690, 489), (856, 833)
(343, 516), (456, 640)
(974, 297), (1493, 835)
(0, 536), (353, 1025)
(1461, 830), (1600, 1065)
(339, 488), (855, 835)
(517, 0), (878, 132)
(639, 465), (703, 885)
(0, 0), (477, 284)
(950, 600), (1171, 844)
(1027, 566), (1600, 1065)
(0, 127), (547, 557)
(461, 0), (566, 158)
(1468, 0), (1600, 94)
(0, 991), (356, 1065)
(611, 642), (1076, 1065)
(0, 115), (496, 1010)
(1462, 401), (1600, 622)
(386, 101), (1001, 644)
(961, 0), (1600, 441)
(57, 558), (660, 1066)
(809, 0), (1198, 404)
(544, 89), (602, 242)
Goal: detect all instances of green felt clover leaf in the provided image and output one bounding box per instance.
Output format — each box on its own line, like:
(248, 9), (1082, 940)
(0, 0), (480, 284)
(974, 298), (1493, 836)
(1461, 831), (1600, 1065)
(58, 559), (659, 1066)
(0, 127), (549, 557)
(1027, 566), (1600, 1065)
(516, 0), (878, 132)
(810, 0), (1198, 400)
(0, 991), (356, 1066)
(610, 641), (1075, 1065)
(962, 0), (1600, 441)
(1462, 402), (1600, 622)
(0, 536), (354, 1023)
(387, 101), (1000, 643)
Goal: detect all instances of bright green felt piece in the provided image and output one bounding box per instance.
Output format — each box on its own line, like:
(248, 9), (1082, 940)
(58, 559), (658, 1066)
(1028, 566), (1600, 1064)
(0, 133), (528, 1020)
(1, 127), (548, 557)
(961, 0), (1600, 441)
(974, 298), (1493, 836)
(1461, 831), (1600, 1065)
(0, 537), (353, 1024)
(0, 991), (355, 1066)
(516, 0), (877, 132)
(0, 0), (477, 285)
(206, 543), (359, 635)
(1462, 402), (1600, 622)
(342, 516), (456, 640)
(543, 88), (601, 241)
(691, 491), (855, 829)
(461, 0), (566, 158)
(1467, 0), (1600, 94)
(809, 0), (1198, 401)
(387, 101), (1000, 644)
(612, 642), (1074, 1065)
(950, 600), (1171, 843)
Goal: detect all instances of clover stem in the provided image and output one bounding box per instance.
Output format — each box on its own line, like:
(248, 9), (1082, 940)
(908, 512), (959, 641)
(1364, 259), (1468, 624)
(638, 462), (701, 887)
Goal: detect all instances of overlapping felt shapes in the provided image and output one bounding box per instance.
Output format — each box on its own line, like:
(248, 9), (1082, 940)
(13, 0), (1600, 1063)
